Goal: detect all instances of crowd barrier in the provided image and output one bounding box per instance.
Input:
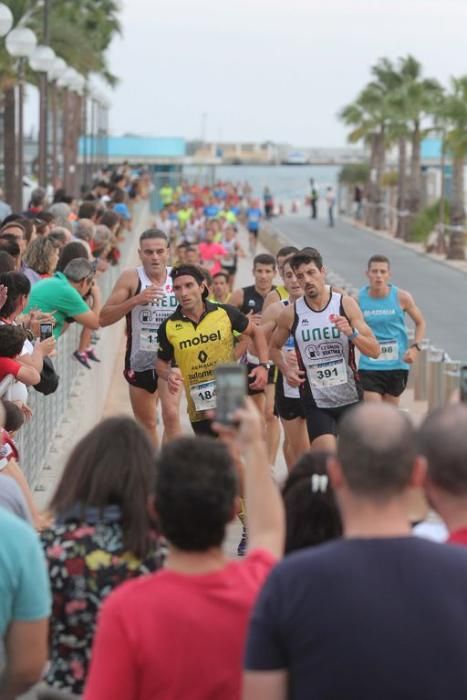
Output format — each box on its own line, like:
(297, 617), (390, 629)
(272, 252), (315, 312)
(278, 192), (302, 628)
(5, 201), (150, 489)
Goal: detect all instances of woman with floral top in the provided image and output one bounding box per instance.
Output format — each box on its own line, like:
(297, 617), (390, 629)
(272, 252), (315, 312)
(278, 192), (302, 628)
(39, 416), (164, 698)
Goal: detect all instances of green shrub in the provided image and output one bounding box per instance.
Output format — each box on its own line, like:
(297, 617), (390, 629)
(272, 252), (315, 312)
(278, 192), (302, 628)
(338, 163), (370, 185)
(408, 199), (450, 242)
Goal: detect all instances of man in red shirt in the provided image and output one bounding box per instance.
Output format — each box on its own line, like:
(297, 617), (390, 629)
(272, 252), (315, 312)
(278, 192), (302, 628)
(85, 399), (284, 700)
(419, 404), (467, 545)
(198, 226), (227, 276)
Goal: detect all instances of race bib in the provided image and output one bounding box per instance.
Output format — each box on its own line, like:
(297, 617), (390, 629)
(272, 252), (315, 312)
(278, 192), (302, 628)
(140, 328), (159, 352)
(306, 358), (347, 388)
(372, 339), (399, 362)
(223, 255), (235, 267)
(190, 379), (217, 412)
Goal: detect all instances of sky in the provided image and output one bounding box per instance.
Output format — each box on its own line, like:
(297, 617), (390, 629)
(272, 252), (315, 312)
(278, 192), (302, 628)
(25, 0), (467, 147)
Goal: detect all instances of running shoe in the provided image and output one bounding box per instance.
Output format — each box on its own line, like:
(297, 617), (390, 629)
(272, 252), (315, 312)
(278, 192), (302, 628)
(73, 351), (91, 369)
(237, 526), (247, 557)
(86, 349), (101, 363)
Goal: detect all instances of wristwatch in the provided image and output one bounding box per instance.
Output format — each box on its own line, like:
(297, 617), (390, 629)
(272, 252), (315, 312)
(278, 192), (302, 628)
(258, 362), (272, 370)
(349, 328), (359, 340)
(410, 343), (422, 351)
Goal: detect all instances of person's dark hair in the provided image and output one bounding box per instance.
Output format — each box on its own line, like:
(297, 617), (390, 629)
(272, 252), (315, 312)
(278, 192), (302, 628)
(50, 416), (157, 557)
(282, 451), (342, 553)
(337, 403), (416, 498)
(0, 324), (27, 357)
(276, 246), (299, 260)
(290, 247), (323, 271)
(99, 210), (120, 230)
(0, 238), (21, 261)
(213, 271), (229, 283)
(176, 241), (189, 250)
(253, 253), (276, 269)
(154, 436), (237, 551)
(78, 201), (97, 220)
(0, 251), (15, 273)
(367, 254), (390, 269)
(198, 266), (213, 288)
(111, 189), (126, 204)
(15, 217), (35, 244)
(48, 229), (67, 246)
(418, 405), (467, 495)
(56, 241), (89, 272)
(171, 264), (208, 299)
(139, 228), (168, 245)
(53, 188), (67, 204)
(2, 399), (24, 433)
(36, 211), (54, 225)
(0, 272), (31, 317)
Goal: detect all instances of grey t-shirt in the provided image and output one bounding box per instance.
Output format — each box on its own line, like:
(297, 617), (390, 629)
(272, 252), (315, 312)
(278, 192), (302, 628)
(0, 474), (32, 523)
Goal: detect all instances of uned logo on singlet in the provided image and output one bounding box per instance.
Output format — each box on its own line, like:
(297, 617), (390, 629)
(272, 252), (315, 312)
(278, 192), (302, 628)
(301, 326), (341, 342)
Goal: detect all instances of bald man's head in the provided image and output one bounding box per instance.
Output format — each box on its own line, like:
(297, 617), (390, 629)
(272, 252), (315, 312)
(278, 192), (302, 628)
(419, 405), (467, 495)
(337, 403), (416, 498)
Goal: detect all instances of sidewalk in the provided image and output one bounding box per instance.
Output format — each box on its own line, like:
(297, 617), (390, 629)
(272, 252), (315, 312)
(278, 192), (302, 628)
(342, 215), (467, 277)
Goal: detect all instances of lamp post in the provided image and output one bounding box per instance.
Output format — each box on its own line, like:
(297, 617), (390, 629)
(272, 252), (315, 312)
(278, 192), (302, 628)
(6, 27), (37, 212)
(0, 4), (13, 198)
(47, 57), (67, 189)
(29, 44), (56, 189)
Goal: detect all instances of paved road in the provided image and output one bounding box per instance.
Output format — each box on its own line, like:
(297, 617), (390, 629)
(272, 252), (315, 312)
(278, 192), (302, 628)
(272, 214), (467, 361)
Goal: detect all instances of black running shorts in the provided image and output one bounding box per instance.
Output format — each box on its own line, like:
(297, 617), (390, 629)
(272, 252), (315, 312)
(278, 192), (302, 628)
(303, 399), (360, 441)
(247, 363), (275, 396)
(359, 369), (409, 398)
(275, 373), (306, 421)
(191, 419), (217, 437)
(123, 368), (158, 394)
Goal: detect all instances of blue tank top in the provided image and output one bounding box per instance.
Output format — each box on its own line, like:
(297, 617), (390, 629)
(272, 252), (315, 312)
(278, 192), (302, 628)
(358, 285), (409, 371)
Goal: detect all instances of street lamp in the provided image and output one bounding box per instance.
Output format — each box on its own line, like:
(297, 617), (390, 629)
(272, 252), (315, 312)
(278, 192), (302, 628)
(0, 4), (13, 37)
(29, 44), (56, 188)
(6, 27), (37, 211)
(48, 57), (67, 188)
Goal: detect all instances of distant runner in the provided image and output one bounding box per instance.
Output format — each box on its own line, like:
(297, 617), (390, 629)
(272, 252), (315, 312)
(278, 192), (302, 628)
(358, 254), (426, 405)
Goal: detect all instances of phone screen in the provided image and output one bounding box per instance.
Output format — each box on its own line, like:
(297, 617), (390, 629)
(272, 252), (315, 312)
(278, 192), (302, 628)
(460, 366), (467, 403)
(39, 322), (54, 341)
(215, 364), (247, 425)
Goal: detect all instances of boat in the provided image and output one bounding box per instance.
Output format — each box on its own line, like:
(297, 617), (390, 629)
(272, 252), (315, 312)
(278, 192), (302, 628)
(281, 151), (308, 165)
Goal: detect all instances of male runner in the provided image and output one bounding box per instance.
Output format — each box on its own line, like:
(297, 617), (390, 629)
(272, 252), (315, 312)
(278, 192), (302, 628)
(358, 254), (426, 405)
(99, 228), (182, 445)
(271, 248), (380, 451)
(261, 258), (309, 468)
(230, 253), (277, 459)
(211, 271), (232, 304)
(156, 265), (269, 436)
(263, 246), (299, 310)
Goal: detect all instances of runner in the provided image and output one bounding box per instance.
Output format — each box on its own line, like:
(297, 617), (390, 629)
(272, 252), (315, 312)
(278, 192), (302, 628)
(211, 271), (232, 305)
(246, 199), (262, 255)
(261, 258), (309, 468)
(358, 254), (426, 405)
(263, 246), (299, 310)
(271, 248), (380, 451)
(230, 253), (277, 461)
(221, 224), (246, 290)
(99, 228), (182, 446)
(156, 265), (269, 437)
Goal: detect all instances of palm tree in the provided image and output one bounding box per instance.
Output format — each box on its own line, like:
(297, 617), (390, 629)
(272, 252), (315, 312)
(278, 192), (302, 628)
(396, 56), (442, 220)
(441, 77), (467, 260)
(340, 82), (390, 230)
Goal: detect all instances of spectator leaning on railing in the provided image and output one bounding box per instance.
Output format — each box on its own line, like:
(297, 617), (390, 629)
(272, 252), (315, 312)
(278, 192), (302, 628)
(25, 258), (101, 339)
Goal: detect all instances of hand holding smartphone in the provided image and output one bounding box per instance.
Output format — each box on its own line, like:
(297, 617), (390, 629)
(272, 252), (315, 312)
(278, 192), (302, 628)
(39, 322), (54, 342)
(215, 364), (247, 425)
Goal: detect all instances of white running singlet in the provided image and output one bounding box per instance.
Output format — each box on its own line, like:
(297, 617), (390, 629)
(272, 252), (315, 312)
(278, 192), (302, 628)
(125, 266), (177, 373)
(292, 290), (360, 409)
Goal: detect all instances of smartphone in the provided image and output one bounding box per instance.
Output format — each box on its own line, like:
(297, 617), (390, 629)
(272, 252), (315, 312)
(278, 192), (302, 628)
(215, 364), (247, 425)
(39, 322), (54, 341)
(460, 366), (467, 402)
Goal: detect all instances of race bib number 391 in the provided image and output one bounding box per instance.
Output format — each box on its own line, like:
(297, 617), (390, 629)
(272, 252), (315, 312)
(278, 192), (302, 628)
(307, 358), (347, 388)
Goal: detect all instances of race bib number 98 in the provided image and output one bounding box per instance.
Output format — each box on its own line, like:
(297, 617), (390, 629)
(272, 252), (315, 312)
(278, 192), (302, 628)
(372, 339), (399, 362)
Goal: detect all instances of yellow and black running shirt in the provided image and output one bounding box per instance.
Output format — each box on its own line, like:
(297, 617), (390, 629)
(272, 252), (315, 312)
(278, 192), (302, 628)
(157, 301), (249, 422)
(276, 285), (289, 301)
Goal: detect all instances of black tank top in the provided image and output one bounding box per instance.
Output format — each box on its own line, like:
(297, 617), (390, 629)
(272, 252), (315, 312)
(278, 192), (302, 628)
(240, 285), (275, 315)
